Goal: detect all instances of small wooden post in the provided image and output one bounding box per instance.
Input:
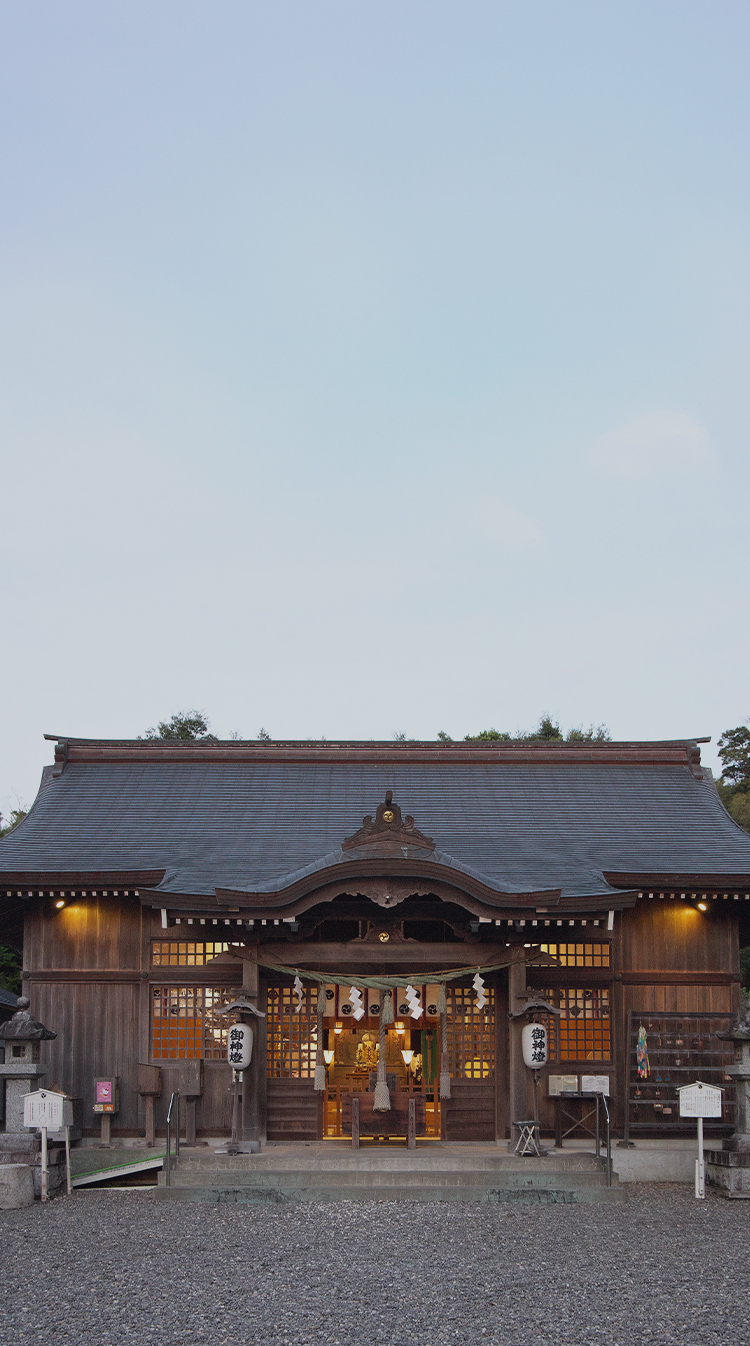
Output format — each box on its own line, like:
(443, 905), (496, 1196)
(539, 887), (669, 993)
(351, 1095), (360, 1150)
(40, 1126), (48, 1202)
(554, 1097), (562, 1149)
(144, 1095), (155, 1146)
(100, 1113), (111, 1147)
(619, 1009), (634, 1148)
(407, 1096), (416, 1150)
(64, 1124), (72, 1197)
(695, 1116), (705, 1199)
(228, 1072), (240, 1154)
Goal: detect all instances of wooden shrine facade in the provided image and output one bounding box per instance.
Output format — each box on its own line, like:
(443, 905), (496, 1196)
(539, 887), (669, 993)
(0, 735), (748, 1144)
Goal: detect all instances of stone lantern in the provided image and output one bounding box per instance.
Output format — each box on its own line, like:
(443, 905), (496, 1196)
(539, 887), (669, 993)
(0, 998), (61, 1198)
(705, 993), (750, 1198)
(0, 998), (56, 1133)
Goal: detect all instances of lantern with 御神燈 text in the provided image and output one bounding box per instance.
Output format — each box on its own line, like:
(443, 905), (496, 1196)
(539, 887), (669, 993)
(227, 1023), (253, 1070)
(522, 1022), (548, 1068)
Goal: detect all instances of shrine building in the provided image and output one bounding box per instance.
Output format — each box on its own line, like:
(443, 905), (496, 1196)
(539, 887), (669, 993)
(0, 734), (748, 1146)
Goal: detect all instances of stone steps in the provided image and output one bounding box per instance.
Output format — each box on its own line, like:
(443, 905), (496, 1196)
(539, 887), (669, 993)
(154, 1148), (624, 1204)
(173, 1151), (609, 1175)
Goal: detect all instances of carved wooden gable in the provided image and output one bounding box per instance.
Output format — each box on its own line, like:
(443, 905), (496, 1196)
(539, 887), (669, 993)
(342, 790), (435, 852)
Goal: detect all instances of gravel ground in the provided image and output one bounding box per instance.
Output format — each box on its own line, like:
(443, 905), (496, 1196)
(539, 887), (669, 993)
(2, 1187), (748, 1345)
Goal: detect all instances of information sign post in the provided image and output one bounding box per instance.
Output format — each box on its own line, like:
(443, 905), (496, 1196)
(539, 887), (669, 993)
(678, 1081), (723, 1199)
(23, 1090), (73, 1200)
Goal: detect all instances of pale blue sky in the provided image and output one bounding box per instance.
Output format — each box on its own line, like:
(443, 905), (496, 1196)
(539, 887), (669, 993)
(2, 2), (749, 812)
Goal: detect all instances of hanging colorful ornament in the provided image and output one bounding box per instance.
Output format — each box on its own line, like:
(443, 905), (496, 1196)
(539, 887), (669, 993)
(473, 973), (488, 1011)
(637, 1024), (650, 1079)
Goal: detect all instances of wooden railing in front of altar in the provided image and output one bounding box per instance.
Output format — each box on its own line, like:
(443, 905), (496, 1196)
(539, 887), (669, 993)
(324, 1082), (441, 1137)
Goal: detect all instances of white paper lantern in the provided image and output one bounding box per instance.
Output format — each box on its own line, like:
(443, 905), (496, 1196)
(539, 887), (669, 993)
(227, 1023), (253, 1070)
(522, 1022), (548, 1068)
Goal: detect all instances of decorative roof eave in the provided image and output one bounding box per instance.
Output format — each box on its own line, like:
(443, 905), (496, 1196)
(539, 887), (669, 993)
(138, 856), (638, 922)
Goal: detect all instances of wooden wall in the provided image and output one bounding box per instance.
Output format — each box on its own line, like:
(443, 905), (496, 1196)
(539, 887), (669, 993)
(22, 899), (243, 1137)
(616, 899), (739, 976)
(18, 894), (741, 1142)
(614, 904), (738, 1100)
(24, 896), (145, 1133)
(524, 901), (740, 1136)
(26, 894), (143, 970)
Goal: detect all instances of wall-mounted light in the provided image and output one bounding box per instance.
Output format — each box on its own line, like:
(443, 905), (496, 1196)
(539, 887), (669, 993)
(323, 1049), (335, 1066)
(401, 1049), (414, 1066)
(395, 1021), (405, 1036)
(697, 902), (707, 912)
(334, 1021), (343, 1035)
(55, 900), (65, 909)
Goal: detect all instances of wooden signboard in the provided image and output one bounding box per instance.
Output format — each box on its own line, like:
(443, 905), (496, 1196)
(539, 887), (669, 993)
(678, 1081), (723, 1118)
(23, 1090), (73, 1200)
(23, 1089), (72, 1130)
(679, 1081), (724, 1200)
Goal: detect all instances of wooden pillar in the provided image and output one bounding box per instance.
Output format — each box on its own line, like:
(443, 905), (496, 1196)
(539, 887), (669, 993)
(508, 957), (528, 1148)
(351, 1095), (360, 1149)
(494, 972), (509, 1141)
(184, 1097), (197, 1145)
(138, 1065), (162, 1148)
(407, 1096), (416, 1150)
(242, 951), (262, 1144)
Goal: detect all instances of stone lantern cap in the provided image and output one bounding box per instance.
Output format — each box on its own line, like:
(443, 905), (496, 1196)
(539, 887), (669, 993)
(0, 998), (56, 1042)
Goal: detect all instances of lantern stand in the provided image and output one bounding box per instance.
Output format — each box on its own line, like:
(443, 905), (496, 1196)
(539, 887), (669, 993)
(217, 997), (266, 1156)
(509, 999), (562, 1157)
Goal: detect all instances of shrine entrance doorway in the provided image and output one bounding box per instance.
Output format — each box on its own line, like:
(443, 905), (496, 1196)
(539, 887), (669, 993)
(264, 978), (499, 1142)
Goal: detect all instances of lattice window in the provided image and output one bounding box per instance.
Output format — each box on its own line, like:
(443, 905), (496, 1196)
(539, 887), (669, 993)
(535, 943), (610, 967)
(447, 985), (495, 1080)
(152, 941), (233, 967)
(540, 986), (611, 1061)
(266, 984), (319, 1079)
(151, 985), (241, 1059)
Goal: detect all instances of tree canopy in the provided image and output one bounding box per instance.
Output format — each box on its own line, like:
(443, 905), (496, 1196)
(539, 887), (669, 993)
(0, 807), (27, 838)
(717, 720), (750, 836)
(140, 711), (217, 743)
(461, 717), (611, 744)
(718, 723), (750, 788)
(0, 945), (21, 995)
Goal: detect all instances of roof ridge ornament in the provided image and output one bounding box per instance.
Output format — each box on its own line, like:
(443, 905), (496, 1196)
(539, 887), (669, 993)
(342, 790), (435, 852)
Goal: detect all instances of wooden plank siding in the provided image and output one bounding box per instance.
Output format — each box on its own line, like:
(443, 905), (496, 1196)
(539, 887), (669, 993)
(616, 899), (739, 975)
(25, 894), (143, 971)
(267, 1079), (323, 1141)
(441, 1080), (495, 1141)
(27, 979), (142, 1133)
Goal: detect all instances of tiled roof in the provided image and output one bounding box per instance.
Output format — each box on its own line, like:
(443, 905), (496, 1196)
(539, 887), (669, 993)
(2, 739), (750, 899)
